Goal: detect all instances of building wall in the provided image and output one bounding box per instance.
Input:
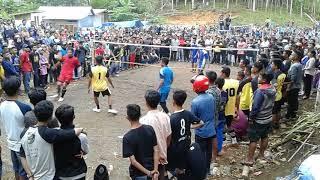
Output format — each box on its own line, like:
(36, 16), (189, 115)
(43, 19), (78, 32)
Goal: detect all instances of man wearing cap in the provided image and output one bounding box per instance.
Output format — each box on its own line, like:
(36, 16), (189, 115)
(20, 45), (32, 93)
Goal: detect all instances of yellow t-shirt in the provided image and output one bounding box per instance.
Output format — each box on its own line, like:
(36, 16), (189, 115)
(223, 79), (239, 116)
(275, 73), (286, 101)
(0, 65), (4, 81)
(239, 82), (253, 111)
(91, 65), (109, 92)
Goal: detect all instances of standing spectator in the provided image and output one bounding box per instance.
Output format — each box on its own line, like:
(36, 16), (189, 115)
(0, 76), (32, 180)
(75, 41), (88, 78)
(191, 75), (218, 176)
(2, 51), (19, 78)
(225, 14), (232, 30)
(243, 73), (275, 166)
(140, 90), (171, 180)
(39, 49), (48, 88)
(29, 45), (40, 88)
(303, 50), (316, 99)
(167, 90), (203, 179)
(237, 38), (247, 64)
(20, 44), (33, 93)
(271, 59), (286, 129)
(221, 67), (239, 144)
(123, 104), (159, 180)
(54, 104), (89, 180)
(24, 88), (47, 128)
(19, 100), (84, 180)
(171, 36), (179, 61)
(286, 50), (303, 120)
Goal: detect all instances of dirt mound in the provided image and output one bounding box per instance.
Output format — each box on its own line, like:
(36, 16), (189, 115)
(165, 10), (221, 25)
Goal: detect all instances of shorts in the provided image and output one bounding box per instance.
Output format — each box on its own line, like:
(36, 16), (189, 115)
(94, 89), (111, 97)
(191, 58), (197, 63)
(272, 100), (282, 114)
(248, 122), (272, 142)
(58, 74), (73, 84)
(160, 92), (169, 103)
(225, 115), (234, 127)
(11, 150), (26, 177)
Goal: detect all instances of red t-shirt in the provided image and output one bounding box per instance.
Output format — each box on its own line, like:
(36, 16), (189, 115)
(95, 47), (105, 56)
(20, 52), (32, 72)
(60, 56), (80, 77)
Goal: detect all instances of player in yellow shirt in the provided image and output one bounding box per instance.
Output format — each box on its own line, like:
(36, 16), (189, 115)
(88, 56), (117, 114)
(221, 67), (239, 144)
(271, 59), (286, 129)
(237, 67), (253, 117)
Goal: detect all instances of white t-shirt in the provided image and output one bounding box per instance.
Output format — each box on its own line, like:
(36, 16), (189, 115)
(0, 100), (31, 152)
(140, 110), (171, 164)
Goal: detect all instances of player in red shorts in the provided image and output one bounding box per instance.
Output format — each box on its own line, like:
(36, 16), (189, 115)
(51, 49), (80, 102)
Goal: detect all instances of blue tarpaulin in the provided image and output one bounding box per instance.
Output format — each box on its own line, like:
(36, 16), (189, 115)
(102, 20), (144, 28)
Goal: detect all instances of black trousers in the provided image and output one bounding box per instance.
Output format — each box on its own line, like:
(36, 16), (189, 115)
(286, 88), (299, 118)
(195, 135), (213, 174)
(303, 74), (313, 98)
(214, 52), (221, 64)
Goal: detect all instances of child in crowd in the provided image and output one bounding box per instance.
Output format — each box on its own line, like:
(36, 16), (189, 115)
(123, 104), (159, 180)
(243, 73), (276, 166)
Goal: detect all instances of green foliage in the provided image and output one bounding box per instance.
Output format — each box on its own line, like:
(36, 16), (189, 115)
(109, 0), (139, 21)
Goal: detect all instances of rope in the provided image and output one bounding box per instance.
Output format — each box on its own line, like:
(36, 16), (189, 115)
(92, 40), (260, 52)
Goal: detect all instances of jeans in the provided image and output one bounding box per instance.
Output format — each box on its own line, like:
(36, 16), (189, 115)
(286, 88), (299, 118)
(11, 150), (26, 177)
(121, 56), (128, 70)
(109, 63), (117, 76)
(195, 135), (213, 173)
(33, 69), (40, 88)
(216, 122), (225, 153)
(23, 72), (32, 93)
(134, 176), (149, 180)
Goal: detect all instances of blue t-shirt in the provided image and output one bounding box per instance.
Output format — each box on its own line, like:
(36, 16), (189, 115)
(191, 44), (198, 60)
(159, 66), (174, 93)
(191, 93), (216, 138)
(198, 50), (208, 69)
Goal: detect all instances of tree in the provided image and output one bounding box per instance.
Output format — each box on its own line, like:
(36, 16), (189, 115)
(252, 0), (256, 11)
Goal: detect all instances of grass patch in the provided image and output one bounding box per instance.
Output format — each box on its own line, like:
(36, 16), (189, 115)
(232, 8), (313, 27)
(163, 2), (313, 27)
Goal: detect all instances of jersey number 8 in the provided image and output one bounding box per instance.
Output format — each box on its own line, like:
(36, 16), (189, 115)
(180, 119), (186, 136)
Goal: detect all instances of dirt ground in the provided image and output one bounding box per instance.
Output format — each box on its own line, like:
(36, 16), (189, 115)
(165, 11), (222, 25)
(0, 62), (311, 180)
